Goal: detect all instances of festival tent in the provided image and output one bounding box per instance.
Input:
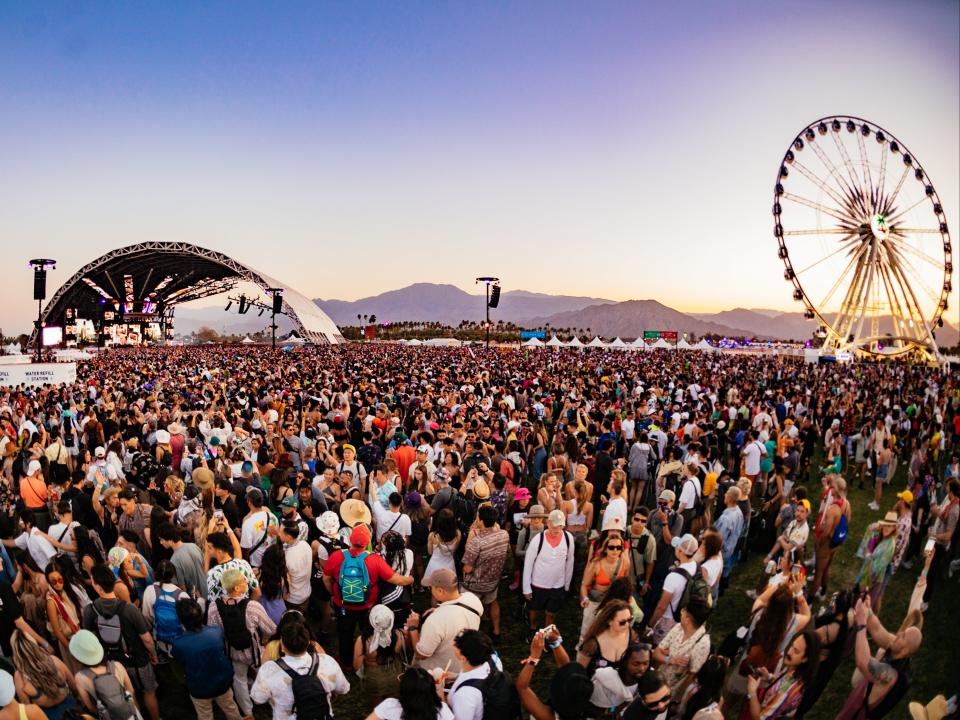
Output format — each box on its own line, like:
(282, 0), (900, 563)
(587, 336), (607, 348)
(608, 337), (627, 349)
(284, 334), (307, 345)
(676, 338), (693, 349)
(406, 338), (423, 346)
(424, 338), (461, 347)
(3, 342), (21, 355)
(628, 337), (649, 351)
(652, 338), (673, 349)
(694, 339), (717, 351)
(545, 335), (564, 348)
(522, 337), (545, 347)
(241, 336), (255, 344)
(566, 336), (584, 348)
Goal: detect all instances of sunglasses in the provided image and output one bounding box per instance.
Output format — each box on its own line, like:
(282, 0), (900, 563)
(644, 693), (671, 708)
(606, 545), (623, 551)
(632, 517), (647, 523)
(616, 618), (631, 627)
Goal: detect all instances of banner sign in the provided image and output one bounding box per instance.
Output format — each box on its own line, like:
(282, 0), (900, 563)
(661, 331), (679, 340)
(643, 331), (660, 339)
(644, 330), (678, 340)
(0, 362), (77, 388)
(519, 331), (546, 339)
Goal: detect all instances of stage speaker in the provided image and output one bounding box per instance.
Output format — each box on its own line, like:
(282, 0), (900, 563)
(34, 269), (46, 300)
(488, 285), (501, 309)
(272, 293), (283, 314)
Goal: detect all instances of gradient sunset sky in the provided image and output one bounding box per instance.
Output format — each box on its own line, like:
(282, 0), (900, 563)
(1, 1), (957, 332)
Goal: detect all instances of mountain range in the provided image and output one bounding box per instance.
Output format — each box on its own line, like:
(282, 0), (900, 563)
(173, 283), (958, 345)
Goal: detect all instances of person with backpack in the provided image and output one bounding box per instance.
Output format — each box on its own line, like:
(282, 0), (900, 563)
(322, 524), (413, 671)
(140, 559), (187, 655)
(449, 630), (520, 720)
(170, 598), (243, 720)
(521, 508), (574, 642)
(81, 563), (159, 720)
(70, 629), (143, 720)
(647, 533), (701, 644)
(677, 462), (705, 535)
(250, 619), (349, 720)
(240, 487), (278, 570)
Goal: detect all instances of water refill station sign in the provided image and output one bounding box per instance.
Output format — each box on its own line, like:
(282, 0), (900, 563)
(0, 362), (77, 388)
(643, 331), (679, 340)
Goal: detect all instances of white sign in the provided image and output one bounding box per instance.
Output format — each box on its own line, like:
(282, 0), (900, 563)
(0, 355), (33, 365)
(0, 362), (77, 388)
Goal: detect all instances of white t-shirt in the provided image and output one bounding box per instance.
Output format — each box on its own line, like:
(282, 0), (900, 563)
(449, 655), (504, 720)
(590, 667), (638, 711)
(48, 520), (79, 559)
(15, 528), (57, 571)
(373, 698), (454, 720)
(701, 556), (722, 590)
(283, 540), (313, 605)
(663, 560), (699, 617)
(678, 477), (701, 512)
(741, 441), (765, 475)
(240, 511), (277, 567)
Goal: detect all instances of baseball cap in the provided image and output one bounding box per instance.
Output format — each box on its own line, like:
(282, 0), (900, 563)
(416, 444), (431, 454)
(350, 524), (371, 548)
(341, 443), (356, 454)
(27, 460), (42, 476)
(422, 568), (459, 590)
(897, 490), (914, 504)
(658, 489), (676, 503)
(798, 499), (811, 512)
(94, 446), (106, 458)
(671, 533), (699, 556)
(548, 509), (566, 528)
(279, 495), (299, 509)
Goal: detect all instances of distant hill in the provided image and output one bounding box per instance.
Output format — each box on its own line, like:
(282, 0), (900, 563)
(530, 300), (760, 339)
(313, 283), (613, 326)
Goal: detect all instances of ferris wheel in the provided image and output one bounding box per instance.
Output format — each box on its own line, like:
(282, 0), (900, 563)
(774, 116), (952, 361)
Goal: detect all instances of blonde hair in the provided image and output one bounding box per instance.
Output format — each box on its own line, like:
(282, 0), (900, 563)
(220, 568), (245, 595)
(11, 630), (62, 700)
(737, 477), (752, 496)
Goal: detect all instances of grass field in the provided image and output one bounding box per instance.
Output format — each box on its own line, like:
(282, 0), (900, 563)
(156, 454), (960, 719)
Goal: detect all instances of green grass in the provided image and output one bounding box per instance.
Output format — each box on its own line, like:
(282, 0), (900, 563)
(156, 454), (959, 719)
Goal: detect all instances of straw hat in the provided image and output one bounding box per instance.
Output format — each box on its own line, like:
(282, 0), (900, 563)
(909, 695), (949, 720)
(192, 467), (215, 493)
(471, 477), (491, 501)
(167, 422), (183, 435)
(339, 498), (372, 528)
(879, 511), (898, 527)
(69, 629), (105, 666)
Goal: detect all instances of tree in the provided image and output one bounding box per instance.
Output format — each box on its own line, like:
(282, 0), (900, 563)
(195, 326), (219, 343)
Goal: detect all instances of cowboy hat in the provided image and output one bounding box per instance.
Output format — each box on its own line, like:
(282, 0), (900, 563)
(471, 477), (491, 501)
(167, 422), (183, 435)
(909, 695), (949, 720)
(339, 498), (372, 528)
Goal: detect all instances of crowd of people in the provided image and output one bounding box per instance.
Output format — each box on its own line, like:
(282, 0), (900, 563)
(0, 343), (958, 720)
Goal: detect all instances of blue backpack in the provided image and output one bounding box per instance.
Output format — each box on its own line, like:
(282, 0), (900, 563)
(152, 584), (184, 644)
(338, 551), (371, 606)
(830, 507), (849, 549)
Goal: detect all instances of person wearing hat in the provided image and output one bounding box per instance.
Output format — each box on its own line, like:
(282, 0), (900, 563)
(18, 459), (50, 530)
(407, 445), (437, 487)
(405, 568), (483, 679)
(322, 524), (413, 670)
(855, 511), (900, 609)
(522, 506), (575, 642)
(274, 494), (309, 543)
(240, 487), (278, 569)
(70, 630), (139, 720)
(644, 488), (683, 621)
(764, 498), (811, 566)
(890, 490), (914, 571)
(166, 421), (186, 471)
(909, 695), (951, 720)
(647, 533), (699, 643)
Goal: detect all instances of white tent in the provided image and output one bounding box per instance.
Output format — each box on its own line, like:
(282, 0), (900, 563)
(694, 339), (716, 352)
(406, 338), (423, 346)
(676, 338), (693, 349)
(629, 337), (649, 351)
(283, 334), (307, 345)
(566, 336), (584, 348)
(545, 335), (564, 348)
(424, 338), (461, 347)
(608, 337), (627, 349)
(652, 338), (672, 349)
(522, 337), (545, 347)
(587, 336), (606, 348)
(3, 342), (21, 355)
(241, 336), (255, 344)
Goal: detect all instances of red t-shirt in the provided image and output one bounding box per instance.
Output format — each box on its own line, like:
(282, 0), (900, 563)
(323, 548), (395, 610)
(393, 445), (416, 486)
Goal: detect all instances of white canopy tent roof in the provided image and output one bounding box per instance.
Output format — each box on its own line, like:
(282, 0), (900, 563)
(522, 337), (545, 347)
(676, 338), (693, 349)
(545, 335), (564, 347)
(424, 337), (462, 347)
(629, 337), (649, 351)
(566, 336), (584, 348)
(586, 336), (606, 348)
(3, 342), (21, 355)
(694, 339), (717, 351)
(608, 337), (627, 348)
(283, 334), (307, 345)
(240, 336), (255, 344)
(652, 338), (673, 349)
(406, 338), (423, 346)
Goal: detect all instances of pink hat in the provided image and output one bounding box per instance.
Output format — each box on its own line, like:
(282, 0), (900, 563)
(514, 488), (532, 501)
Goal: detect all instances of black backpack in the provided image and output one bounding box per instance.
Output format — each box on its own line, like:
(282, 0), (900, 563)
(669, 564), (712, 622)
(455, 658), (522, 720)
(276, 654), (331, 720)
(217, 598), (252, 651)
(449, 491), (476, 530)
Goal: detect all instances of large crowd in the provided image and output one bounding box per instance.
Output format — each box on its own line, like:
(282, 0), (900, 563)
(0, 344), (958, 720)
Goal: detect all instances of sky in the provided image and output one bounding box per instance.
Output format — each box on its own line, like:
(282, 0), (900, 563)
(0, 0), (957, 333)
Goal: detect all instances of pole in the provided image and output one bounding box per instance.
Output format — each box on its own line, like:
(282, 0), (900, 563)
(485, 284), (490, 348)
(35, 299), (42, 363)
(271, 303), (277, 350)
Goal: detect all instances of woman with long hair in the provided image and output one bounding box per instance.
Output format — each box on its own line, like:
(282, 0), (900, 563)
(10, 551), (49, 631)
(148, 505), (171, 566)
(744, 628), (820, 719)
(258, 542), (290, 625)
(44, 565), (84, 674)
(578, 533), (631, 644)
(10, 630), (77, 720)
(379, 532), (414, 626)
(403, 493), (430, 590)
(412, 464), (435, 498)
(424, 510), (459, 595)
(577, 598), (632, 675)
(354, 604), (407, 709)
(698, 529), (724, 605)
(365, 666), (453, 720)
(72, 525), (104, 595)
(678, 655), (728, 720)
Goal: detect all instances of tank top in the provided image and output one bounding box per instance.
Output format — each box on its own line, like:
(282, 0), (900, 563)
(567, 498), (587, 527)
